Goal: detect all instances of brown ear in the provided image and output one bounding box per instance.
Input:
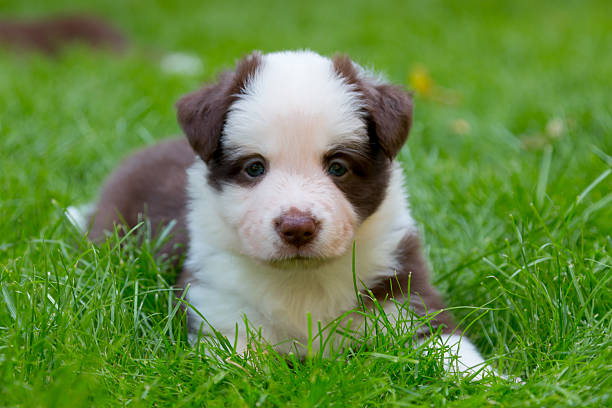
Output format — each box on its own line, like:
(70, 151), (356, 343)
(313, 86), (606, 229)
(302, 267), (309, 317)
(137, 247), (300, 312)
(333, 55), (413, 159)
(363, 83), (413, 159)
(175, 51), (262, 162)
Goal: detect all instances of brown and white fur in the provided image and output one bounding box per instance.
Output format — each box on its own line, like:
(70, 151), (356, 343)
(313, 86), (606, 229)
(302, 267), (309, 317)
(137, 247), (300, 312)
(75, 50), (499, 378)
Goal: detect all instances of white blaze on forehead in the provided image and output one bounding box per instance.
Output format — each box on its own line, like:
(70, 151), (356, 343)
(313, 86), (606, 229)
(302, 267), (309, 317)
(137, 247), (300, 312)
(223, 50), (367, 159)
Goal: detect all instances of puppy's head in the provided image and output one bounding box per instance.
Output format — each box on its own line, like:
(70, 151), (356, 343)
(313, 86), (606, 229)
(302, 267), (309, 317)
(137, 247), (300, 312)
(177, 51), (412, 265)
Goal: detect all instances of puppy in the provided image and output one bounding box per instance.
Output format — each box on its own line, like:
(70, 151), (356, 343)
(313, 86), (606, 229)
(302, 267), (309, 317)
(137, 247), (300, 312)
(83, 50), (495, 378)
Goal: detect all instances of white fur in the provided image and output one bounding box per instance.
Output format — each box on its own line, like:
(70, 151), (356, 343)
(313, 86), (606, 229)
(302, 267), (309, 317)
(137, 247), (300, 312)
(183, 50), (416, 351)
(65, 204), (93, 232)
(176, 51), (506, 378)
(435, 334), (489, 379)
(185, 159), (414, 353)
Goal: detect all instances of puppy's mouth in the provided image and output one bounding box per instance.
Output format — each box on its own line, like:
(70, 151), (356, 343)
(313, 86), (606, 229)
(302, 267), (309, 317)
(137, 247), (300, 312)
(266, 255), (332, 269)
(264, 246), (337, 269)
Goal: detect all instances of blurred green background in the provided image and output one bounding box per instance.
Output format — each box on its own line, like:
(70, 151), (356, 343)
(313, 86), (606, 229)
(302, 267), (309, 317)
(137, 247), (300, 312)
(1, 0), (610, 239)
(1, 1), (611, 406)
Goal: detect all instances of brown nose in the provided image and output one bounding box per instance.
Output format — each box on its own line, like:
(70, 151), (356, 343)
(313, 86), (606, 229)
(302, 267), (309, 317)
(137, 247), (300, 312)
(275, 208), (318, 247)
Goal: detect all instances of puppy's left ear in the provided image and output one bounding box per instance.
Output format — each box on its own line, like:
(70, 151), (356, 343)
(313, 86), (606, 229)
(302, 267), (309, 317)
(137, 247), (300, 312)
(333, 55), (413, 159)
(363, 82), (413, 159)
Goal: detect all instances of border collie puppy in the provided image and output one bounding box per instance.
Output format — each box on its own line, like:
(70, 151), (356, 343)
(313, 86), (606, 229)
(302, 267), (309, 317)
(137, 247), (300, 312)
(82, 50), (496, 377)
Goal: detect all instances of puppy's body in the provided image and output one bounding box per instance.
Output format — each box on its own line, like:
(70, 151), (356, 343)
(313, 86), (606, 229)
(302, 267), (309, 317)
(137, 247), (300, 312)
(90, 138), (193, 263)
(182, 159), (453, 352)
(87, 50), (493, 376)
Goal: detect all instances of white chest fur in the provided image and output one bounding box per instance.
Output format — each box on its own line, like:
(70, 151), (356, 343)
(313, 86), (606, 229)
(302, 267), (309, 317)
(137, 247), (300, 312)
(183, 159), (415, 353)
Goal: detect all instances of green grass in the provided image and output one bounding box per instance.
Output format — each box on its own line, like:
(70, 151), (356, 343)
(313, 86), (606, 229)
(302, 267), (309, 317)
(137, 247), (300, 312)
(1, 0), (611, 406)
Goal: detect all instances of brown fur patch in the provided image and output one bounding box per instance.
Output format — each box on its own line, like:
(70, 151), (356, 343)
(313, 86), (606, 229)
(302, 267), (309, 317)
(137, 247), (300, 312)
(207, 149), (267, 190)
(323, 143), (390, 220)
(332, 54), (361, 85)
(175, 51), (262, 165)
(332, 54), (413, 159)
(0, 15), (125, 54)
(89, 139), (195, 266)
(329, 54), (415, 221)
(364, 233), (456, 334)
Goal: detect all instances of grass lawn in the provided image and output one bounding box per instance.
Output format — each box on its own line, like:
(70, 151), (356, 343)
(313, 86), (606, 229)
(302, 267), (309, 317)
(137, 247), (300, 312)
(1, 0), (611, 406)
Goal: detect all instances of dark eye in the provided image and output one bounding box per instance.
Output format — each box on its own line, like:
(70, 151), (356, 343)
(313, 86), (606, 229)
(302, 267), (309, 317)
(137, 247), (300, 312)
(245, 160), (266, 178)
(328, 161), (348, 177)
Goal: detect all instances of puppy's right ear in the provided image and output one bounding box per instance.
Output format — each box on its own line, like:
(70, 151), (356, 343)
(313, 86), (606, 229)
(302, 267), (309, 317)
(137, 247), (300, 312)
(175, 73), (233, 162)
(175, 52), (262, 162)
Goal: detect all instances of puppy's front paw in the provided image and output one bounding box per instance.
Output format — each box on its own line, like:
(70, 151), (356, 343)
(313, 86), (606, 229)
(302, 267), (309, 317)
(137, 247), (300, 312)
(451, 360), (522, 383)
(438, 334), (523, 383)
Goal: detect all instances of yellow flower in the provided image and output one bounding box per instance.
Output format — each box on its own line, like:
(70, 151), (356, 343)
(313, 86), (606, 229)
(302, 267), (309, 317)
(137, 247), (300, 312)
(409, 64), (434, 97)
(408, 64), (461, 105)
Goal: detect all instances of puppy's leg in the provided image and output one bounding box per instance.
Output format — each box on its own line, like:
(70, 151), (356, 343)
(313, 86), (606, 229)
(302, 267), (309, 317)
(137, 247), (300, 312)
(427, 333), (489, 379)
(387, 234), (518, 381)
(188, 323), (250, 357)
(423, 332), (522, 382)
(379, 300), (491, 379)
(186, 306), (256, 358)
